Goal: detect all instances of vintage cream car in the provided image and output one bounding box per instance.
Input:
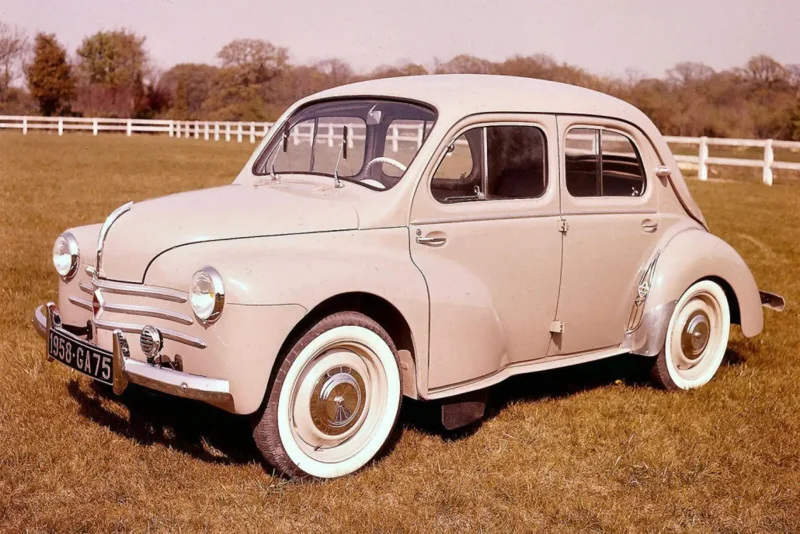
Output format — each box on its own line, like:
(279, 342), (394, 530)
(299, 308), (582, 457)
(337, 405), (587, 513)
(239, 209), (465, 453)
(34, 75), (784, 479)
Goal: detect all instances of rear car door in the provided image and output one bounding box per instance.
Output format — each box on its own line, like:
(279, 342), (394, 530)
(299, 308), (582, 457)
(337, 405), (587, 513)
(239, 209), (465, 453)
(409, 114), (562, 391)
(550, 116), (661, 356)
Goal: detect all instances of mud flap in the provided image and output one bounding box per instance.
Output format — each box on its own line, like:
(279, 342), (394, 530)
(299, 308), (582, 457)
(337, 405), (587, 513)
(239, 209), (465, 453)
(441, 388), (489, 430)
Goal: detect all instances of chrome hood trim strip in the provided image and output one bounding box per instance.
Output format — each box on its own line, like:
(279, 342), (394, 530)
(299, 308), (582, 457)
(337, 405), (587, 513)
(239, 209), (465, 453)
(96, 201), (133, 277)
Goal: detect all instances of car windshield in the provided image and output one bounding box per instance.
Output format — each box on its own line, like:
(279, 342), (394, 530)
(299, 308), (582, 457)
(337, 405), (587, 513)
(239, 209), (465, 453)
(253, 99), (437, 191)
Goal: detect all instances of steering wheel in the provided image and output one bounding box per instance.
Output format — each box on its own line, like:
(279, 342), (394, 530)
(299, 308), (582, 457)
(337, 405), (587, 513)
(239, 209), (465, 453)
(363, 157), (407, 176)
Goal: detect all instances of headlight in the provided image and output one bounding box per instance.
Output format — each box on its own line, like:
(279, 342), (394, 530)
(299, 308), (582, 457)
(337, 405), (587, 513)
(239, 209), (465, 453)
(53, 232), (79, 281)
(190, 266), (225, 323)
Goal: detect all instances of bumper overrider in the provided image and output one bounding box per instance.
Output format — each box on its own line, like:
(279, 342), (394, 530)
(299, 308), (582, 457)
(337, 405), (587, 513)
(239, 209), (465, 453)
(33, 302), (234, 411)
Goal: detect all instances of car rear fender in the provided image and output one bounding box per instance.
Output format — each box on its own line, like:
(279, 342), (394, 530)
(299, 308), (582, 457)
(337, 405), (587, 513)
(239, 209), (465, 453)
(624, 228), (764, 356)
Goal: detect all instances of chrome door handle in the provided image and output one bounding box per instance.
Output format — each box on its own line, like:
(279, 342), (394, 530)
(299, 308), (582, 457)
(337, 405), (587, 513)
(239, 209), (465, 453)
(416, 235), (447, 246)
(641, 219), (659, 233)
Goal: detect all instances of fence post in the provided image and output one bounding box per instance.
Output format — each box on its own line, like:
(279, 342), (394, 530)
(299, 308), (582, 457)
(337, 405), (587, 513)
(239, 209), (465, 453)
(176, 121), (181, 139)
(214, 122), (219, 141)
(169, 120), (174, 137)
(263, 122), (269, 138)
(58, 117), (63, 136)
(250, 122), (255, 143)
(225, 123), (231, 142)
(237, 122), (243, 143)
(92, 118), (98, 136)
(391, 125), (399, 152)
(22, 116), (27, 135)
(416, 123), (423, 149)
(763, 139), (774, 186)
(204, 122), (209, 141)
(698, 136), (708, 181)
(126, 119), (132, 137)
(327, 123), (334, 147)
(194, 120), (199, 140)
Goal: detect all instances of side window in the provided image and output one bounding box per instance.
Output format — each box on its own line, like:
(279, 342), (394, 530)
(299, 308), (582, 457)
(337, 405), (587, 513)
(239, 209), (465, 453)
(431, 130), (480, 202)
(600, 131), (646, 196)
(565, 128), (646, 197)
(486, 125), (547, 200)
(431, 124), (548, 203)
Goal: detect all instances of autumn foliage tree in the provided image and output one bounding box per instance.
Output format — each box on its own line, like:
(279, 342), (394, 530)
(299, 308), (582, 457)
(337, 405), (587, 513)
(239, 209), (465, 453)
(25, 33), (75, 116)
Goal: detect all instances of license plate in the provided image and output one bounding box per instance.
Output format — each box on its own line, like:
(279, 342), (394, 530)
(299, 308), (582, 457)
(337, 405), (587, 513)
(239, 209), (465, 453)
(48, 327), (113, 385)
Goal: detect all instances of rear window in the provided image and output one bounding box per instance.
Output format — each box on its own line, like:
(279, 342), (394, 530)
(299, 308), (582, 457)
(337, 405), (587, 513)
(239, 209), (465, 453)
(565, 128), (646, 197)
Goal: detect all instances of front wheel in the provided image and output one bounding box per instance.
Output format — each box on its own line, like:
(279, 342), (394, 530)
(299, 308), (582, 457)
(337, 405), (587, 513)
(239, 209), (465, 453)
(651, 280), (731, 390)
(252, 312), (403, 479)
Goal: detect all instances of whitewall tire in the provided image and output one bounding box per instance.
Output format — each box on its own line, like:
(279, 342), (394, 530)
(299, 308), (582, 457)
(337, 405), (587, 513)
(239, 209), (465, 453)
(651, 280), (731, 390)
(252, 312), (403, 479)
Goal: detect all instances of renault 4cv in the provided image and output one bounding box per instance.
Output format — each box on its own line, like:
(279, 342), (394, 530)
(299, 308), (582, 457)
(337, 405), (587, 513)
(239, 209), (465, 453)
(34, 75), (785, 479)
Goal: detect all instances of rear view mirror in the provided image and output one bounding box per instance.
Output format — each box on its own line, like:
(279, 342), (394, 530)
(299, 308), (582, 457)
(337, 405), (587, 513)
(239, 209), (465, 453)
(342, 126), (349, 160)
(367, 106), (382, 125)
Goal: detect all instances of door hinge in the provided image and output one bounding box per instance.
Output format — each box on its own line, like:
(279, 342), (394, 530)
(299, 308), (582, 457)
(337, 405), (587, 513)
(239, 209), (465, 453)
(558, 219), (569, 234)
(549, 320), (564, 334)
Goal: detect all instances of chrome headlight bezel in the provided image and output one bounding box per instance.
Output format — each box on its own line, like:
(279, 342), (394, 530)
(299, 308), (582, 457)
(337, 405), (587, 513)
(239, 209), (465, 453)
(53, 232), (80, 282)
(190, 266), (225, 324)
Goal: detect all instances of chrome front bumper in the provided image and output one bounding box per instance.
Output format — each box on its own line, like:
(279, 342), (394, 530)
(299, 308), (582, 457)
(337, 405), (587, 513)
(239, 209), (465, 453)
(33, 303), (234, 411)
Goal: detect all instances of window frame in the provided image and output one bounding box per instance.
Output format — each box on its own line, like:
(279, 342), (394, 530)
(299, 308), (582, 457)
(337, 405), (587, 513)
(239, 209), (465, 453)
(563, 125), (648, 199)
(430, 121), (550, 205)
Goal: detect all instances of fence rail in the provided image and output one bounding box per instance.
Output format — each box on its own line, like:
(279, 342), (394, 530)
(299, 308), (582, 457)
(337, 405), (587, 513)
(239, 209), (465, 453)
(2, 115), (800, 186)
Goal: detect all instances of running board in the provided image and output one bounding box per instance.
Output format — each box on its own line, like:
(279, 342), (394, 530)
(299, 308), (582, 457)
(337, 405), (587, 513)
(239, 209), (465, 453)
(425, 346), (629, 400)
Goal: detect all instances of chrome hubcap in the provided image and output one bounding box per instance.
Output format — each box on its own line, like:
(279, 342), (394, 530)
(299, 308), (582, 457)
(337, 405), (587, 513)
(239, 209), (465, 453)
(680, 311), (710, 361)
(309, 366), (366, 436)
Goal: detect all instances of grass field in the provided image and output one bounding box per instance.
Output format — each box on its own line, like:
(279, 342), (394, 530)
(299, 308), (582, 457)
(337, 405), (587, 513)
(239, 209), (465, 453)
(1, 133), (798, 532)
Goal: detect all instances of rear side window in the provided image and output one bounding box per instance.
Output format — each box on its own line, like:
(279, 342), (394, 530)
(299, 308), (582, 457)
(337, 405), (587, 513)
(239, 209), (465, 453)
(565, 128), (645, 197)
(432, 124), (547, 203)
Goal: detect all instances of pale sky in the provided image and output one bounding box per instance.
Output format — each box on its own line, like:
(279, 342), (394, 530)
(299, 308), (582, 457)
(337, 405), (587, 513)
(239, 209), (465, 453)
(2, 0), (799, 78)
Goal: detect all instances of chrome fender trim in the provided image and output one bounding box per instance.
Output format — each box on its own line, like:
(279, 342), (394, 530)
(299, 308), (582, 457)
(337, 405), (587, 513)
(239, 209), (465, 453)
(622, 300), (677, 357)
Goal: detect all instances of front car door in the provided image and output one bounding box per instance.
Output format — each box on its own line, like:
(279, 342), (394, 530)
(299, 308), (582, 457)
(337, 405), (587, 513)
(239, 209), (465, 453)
(550, 116), (661, 355)
(409, 114), (562, 392)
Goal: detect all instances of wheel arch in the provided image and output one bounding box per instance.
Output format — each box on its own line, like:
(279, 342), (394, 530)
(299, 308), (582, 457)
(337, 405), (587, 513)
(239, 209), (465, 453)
(271, 292), (420, 399)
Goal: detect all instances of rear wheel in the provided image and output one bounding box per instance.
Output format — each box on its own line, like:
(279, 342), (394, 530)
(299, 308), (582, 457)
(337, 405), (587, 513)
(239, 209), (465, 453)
(651, 280), (731, 390)
(252, 312), (402, 479)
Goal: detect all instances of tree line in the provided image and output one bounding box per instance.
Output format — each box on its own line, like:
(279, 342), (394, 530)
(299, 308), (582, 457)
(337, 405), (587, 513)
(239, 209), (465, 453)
(2, 21), (799, 140)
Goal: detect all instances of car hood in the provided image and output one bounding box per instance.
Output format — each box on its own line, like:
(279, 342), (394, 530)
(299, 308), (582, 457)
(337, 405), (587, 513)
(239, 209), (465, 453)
(100, 182), (360, 282)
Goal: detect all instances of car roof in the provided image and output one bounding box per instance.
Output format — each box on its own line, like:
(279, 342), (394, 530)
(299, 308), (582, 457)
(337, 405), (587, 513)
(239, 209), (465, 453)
(308, 74), (647, 124)
(292, 75), (707, 229)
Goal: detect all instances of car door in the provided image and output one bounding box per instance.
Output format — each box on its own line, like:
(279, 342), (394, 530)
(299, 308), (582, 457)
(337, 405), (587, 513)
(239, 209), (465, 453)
(409, 114), (562, 391)
(549, 116), (661, 356)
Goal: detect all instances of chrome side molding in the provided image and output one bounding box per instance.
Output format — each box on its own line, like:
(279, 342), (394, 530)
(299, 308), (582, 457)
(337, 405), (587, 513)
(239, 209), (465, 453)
(626, 252), (660, 333)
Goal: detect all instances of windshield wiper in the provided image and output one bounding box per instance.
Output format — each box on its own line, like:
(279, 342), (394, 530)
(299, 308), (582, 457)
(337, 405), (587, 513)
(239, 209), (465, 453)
(331, 126), (349, 189)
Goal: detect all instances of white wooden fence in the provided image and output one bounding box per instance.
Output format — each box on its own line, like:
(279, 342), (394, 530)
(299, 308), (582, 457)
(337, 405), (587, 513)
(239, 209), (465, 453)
(2, 115), (800, 186)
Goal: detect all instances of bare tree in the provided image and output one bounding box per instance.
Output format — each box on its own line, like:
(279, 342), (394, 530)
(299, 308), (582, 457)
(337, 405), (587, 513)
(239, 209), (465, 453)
(0, 21), (28, 89)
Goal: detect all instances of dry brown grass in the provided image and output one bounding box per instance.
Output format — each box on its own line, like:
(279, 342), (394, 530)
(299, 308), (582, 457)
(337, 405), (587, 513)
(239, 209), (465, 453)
(1, 133), (798, 533)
